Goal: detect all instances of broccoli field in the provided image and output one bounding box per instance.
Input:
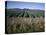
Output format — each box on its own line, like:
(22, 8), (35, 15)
(6, 8), (45, 34)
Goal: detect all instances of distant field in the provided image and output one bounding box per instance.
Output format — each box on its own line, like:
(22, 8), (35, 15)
(6, 8), (44, 17)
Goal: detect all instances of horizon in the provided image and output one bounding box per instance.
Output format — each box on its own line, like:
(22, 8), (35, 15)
(6, 1), (45, 10)
(6, 7), (45, 10)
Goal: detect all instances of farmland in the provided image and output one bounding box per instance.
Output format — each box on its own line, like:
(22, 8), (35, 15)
(6, 8), (45, 33)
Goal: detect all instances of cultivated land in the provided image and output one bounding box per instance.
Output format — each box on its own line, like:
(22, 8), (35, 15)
(6, 8), (45, 33)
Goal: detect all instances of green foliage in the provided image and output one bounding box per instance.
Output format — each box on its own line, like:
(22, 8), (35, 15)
(7, 8), (44, 17)
(35, 12), (41, 17)
(10, 14), (15, 16)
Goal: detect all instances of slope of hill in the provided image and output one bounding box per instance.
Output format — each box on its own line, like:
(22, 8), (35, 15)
(6, 8), (45, 33)
(6, 8), (44, 17)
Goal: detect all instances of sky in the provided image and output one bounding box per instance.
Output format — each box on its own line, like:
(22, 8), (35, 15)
(7, 1), (45, 10)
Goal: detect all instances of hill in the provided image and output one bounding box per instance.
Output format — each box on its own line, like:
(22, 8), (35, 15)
(6, 8), (45, 17)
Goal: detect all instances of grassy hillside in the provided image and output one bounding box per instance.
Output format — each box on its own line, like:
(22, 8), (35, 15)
(6, 8), (44, 17)
(6, 8), (45, 34)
